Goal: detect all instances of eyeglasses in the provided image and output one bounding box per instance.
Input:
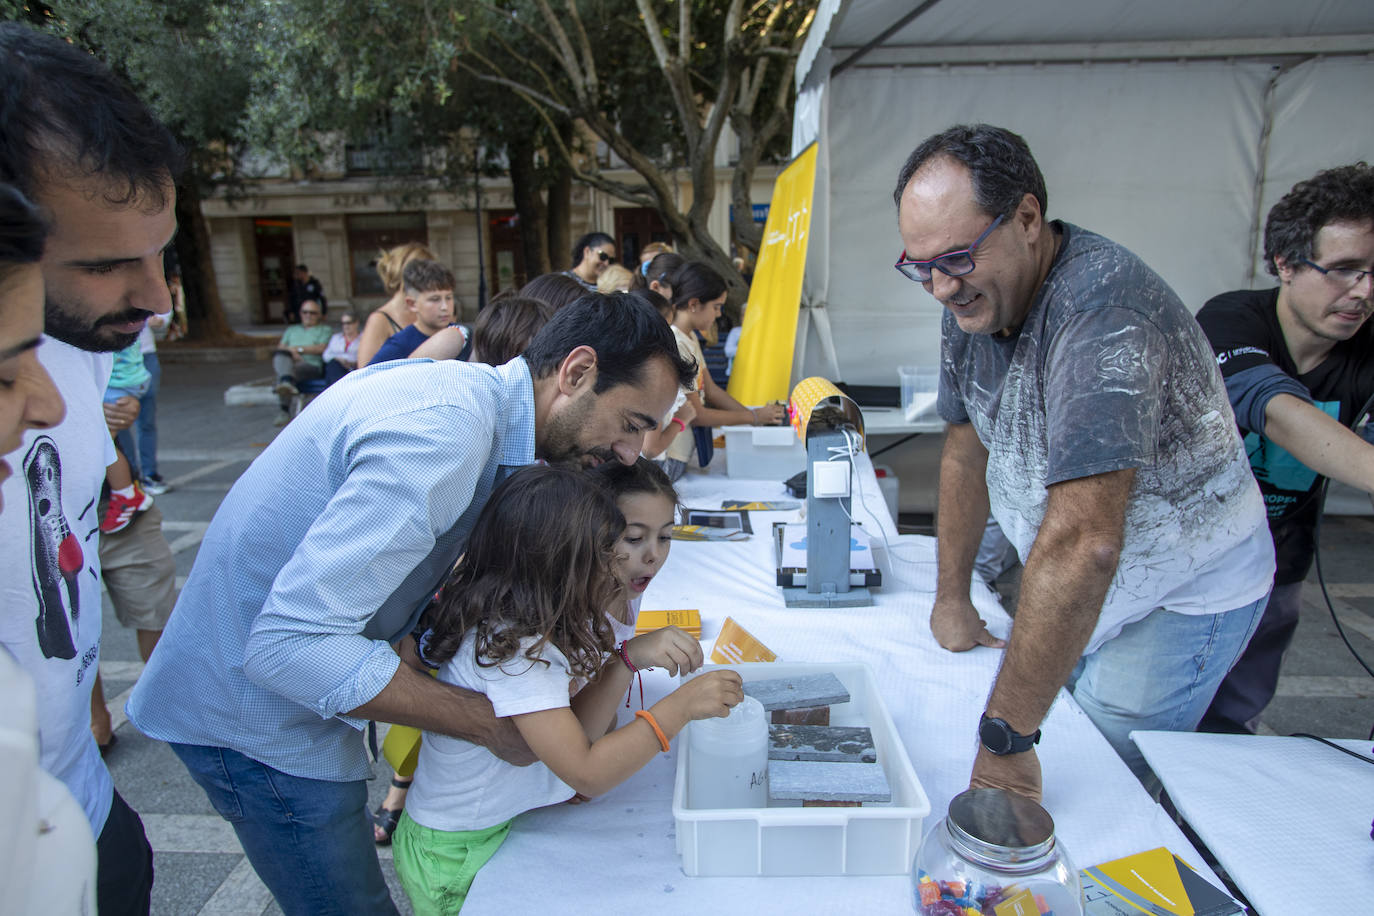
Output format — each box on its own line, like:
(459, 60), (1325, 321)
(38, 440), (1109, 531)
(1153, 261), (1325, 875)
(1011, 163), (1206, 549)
(300, 310), (322, 316)
(894, 214), (1004, 283)
(596, 250), (615, 264)
(1301, 259), (1374, 289)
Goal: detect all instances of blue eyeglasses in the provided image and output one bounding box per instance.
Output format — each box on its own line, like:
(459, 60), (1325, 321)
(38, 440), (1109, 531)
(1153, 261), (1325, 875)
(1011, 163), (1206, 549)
(1301, 259), (1374, 289)
(895, 214), (1004, 283)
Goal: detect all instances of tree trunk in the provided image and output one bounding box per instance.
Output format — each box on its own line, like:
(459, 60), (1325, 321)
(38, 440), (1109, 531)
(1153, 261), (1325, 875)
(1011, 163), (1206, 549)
(173, 178), (236, 341)
(730, 145), (764, 259)
(507, 136), (550, 279)
(545, 137), (573, 272)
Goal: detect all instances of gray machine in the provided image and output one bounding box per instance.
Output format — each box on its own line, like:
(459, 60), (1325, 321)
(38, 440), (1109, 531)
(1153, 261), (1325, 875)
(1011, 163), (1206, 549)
(776, 381), (877, 608)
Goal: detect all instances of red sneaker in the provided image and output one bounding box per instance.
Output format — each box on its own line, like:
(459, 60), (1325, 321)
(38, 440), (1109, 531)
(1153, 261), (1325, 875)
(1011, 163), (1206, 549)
(101, 482), (154, 534)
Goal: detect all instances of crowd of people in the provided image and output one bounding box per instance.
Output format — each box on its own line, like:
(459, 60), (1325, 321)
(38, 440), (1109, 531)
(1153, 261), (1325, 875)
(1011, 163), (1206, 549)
(2, 19), (1372, 916)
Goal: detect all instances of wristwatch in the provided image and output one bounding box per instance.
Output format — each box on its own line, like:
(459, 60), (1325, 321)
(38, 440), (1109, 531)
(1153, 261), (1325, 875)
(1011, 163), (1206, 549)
(295, 346), (303, 354)
(978, 714), (1041, 756)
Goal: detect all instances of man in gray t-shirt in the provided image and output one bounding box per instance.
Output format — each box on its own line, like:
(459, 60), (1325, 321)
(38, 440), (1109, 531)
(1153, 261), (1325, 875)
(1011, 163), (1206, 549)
(893, 124), (1273, 799)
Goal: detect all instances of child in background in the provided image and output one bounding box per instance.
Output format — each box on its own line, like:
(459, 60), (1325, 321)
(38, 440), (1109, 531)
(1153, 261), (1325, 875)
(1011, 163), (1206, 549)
(100, 339), (153, 533)
(469, 295), (553, 366)
(632, 289), (696, 459)
(654, 262), (784, 480)
(367, 259), (468, 366)
(392, 466), (742, 914)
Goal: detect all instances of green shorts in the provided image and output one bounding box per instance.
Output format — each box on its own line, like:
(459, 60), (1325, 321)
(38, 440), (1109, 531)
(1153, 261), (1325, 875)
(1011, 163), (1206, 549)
(392, 812), (512, 915)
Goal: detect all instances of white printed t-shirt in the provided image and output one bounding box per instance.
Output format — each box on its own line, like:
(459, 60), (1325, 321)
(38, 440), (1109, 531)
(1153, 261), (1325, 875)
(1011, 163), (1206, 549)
(405, 632), (579, 832)
(0, 340), (115, 834)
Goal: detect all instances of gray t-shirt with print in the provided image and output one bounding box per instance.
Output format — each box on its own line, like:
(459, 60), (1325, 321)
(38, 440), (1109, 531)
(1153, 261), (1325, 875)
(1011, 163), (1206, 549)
(937, 222), (1272, 652)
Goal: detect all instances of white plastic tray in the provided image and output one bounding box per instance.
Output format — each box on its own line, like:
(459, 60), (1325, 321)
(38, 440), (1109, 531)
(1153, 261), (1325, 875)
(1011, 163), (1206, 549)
(672, 661), (930, 876)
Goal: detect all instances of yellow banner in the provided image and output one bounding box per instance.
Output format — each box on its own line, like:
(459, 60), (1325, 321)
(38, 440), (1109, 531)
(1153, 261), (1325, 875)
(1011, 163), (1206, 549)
(727, 142), (818, 406)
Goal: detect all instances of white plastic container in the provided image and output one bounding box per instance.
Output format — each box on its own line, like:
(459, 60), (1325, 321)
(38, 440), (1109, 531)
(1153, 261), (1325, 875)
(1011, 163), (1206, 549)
(721, 424), (807, 479)
(673, 662), (930, 877)
(687, 695), (768, 809)
(899, 366), (938, 423)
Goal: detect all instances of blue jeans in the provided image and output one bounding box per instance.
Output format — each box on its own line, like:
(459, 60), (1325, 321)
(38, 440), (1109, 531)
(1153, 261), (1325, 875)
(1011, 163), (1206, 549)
(1199, 581), (1301, 734)
(113, 353), (160, 480)
(973, 516), (1018, 584)
(170, 743), (398, 916)
(1066, 594), (1267, 795)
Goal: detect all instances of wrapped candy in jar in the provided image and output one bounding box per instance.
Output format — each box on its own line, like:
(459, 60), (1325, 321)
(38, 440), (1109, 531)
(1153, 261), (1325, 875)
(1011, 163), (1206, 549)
(911, 788), (1083, 915)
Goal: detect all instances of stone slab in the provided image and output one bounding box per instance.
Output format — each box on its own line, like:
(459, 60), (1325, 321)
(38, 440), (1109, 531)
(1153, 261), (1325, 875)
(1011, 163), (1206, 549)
(742, 673), (849, 711)
(767, 759), (891, 803)
(768, 725), (876, 763)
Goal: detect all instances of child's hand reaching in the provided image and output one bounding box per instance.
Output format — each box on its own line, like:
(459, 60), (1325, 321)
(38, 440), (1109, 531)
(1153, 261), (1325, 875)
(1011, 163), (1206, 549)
(626, 626), (703, 676)
(671, 669), (745, 721)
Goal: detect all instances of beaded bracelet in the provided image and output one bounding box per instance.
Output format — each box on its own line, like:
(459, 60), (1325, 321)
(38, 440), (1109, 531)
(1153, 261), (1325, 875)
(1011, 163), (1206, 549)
(671, 416), (687, 432)
(617, 641), (645, 709)
(635, 710), (671, 752)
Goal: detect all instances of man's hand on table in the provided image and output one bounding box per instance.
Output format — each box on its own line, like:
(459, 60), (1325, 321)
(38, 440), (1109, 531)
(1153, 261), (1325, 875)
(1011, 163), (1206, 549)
(969, 745), (1042, 803)
(930, 595), (1005, 651)
(103, 395), (140, 434)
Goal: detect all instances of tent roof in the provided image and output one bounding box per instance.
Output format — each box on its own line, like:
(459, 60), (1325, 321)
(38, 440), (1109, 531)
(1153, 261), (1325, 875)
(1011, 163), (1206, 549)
(800, 0), (1374, 87)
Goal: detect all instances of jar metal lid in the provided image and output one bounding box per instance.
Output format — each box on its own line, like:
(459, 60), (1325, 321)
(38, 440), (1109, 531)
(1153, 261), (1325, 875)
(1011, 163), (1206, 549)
(944, 787), (1059, 874)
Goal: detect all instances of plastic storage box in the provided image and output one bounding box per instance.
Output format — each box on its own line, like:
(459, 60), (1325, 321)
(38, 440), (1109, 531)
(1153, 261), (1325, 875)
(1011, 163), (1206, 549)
(721, 424), (808, 480)
(673, 661), (930, 876)
(899, 366), (939, 423)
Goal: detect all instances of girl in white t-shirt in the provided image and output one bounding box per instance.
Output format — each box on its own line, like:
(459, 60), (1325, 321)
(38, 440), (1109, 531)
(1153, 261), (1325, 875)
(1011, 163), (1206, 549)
(393, 465), (742, 914)
(655, 262), (785, 480)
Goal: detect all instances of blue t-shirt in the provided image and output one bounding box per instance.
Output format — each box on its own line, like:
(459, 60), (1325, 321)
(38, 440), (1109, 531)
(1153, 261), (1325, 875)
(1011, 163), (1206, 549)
(370, 325), (429, 365)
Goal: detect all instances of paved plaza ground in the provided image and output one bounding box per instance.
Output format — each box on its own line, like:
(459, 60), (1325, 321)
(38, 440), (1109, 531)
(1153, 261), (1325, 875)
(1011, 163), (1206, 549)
(97, 354), (1373, 914)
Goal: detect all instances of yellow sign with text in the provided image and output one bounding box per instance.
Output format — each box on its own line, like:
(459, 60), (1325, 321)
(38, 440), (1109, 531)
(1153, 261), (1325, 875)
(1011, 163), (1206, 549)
(727, 142), (818, 406)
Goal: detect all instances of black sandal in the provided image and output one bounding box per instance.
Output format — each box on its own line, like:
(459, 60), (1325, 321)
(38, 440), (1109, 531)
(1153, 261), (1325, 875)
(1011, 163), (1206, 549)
(372, 777), (412, 846)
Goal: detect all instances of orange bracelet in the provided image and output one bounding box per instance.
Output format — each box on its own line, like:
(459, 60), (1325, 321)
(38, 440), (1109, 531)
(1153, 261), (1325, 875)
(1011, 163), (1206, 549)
(635, 710), (671, 752)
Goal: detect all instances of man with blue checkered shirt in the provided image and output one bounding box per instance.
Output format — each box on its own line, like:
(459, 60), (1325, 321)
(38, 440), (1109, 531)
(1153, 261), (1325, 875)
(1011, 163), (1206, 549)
(128, 295), (694, 915)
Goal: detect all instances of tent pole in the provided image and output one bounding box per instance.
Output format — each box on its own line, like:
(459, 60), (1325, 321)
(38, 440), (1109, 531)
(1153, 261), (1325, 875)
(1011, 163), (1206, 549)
(831, 0), (947, 78)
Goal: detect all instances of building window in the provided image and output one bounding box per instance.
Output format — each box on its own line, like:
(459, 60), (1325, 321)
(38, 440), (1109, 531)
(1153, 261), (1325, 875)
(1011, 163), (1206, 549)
(347, 213), (428, 297)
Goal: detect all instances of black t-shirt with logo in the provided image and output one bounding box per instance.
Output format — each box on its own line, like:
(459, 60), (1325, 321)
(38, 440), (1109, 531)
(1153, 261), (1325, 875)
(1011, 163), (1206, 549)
(1196, 287), (1374, 584)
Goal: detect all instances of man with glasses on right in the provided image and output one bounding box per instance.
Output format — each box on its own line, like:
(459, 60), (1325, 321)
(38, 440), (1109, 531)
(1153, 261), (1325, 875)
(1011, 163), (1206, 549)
(894, 124), (1274, 800)
(1196, 163), (1374, 735)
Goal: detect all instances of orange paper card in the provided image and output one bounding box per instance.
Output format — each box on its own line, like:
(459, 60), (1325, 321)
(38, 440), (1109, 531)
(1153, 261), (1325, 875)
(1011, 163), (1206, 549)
(635, 609), (702, 638)
(709, 617), (777, 664)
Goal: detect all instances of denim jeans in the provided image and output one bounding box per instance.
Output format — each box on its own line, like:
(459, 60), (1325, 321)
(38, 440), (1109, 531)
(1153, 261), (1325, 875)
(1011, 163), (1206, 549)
(170, 743), (398, 916)
(1066, 594), (1267, 796)
(1199, 581), (1301, 734)
(973, 516), (1018, 584)
(113, 352), (160, 481)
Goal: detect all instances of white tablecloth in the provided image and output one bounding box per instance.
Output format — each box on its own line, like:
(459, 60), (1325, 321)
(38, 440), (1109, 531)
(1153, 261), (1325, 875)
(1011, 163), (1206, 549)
(465, 457), (1218, 913)
(1135, 731), (1374, 915)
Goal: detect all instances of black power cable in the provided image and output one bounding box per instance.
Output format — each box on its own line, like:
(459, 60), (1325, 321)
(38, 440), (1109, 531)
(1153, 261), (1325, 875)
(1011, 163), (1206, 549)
(1306, 389), (1374, 741)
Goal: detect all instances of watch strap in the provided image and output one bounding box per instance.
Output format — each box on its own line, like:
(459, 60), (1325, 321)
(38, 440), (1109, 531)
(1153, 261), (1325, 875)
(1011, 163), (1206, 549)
(979, 714), (1041, 755)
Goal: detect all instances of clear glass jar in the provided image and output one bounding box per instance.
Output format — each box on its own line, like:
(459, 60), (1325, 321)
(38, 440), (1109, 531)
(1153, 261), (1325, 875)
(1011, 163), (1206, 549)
(911, 788), (1083, 915)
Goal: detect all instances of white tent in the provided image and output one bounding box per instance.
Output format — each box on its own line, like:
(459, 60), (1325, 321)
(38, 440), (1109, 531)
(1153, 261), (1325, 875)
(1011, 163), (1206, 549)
(789, 0), (1374, 386)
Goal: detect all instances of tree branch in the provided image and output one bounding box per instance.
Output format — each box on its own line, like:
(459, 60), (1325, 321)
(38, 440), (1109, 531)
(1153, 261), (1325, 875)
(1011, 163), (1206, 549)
(458, 64), (573, 118)
(562, 0), (599, 99)
(635, 0), (701, 153)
